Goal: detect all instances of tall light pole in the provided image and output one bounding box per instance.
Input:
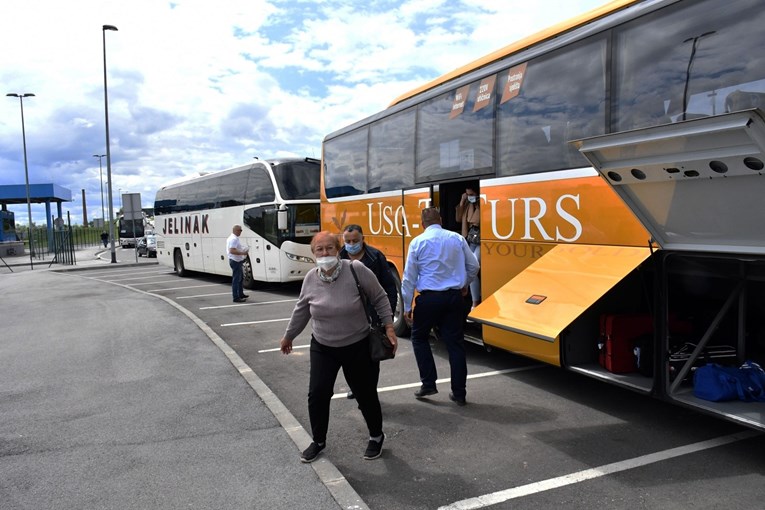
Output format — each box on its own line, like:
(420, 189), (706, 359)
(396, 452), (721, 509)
(102, 24), (118, 263)
(93, 154), (106, 225)
(682, 31), (715, 121)
(6, 92), (35, 270)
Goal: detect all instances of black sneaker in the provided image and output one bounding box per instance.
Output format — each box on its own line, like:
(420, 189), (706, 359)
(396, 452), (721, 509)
(363, 434), (385, 460)
(240, 294), (249, 298)
(414, 386), (438, 399)
(300, 442), (325, 463)
(233, 298), (246, 303)
(449, 392), (466, 406)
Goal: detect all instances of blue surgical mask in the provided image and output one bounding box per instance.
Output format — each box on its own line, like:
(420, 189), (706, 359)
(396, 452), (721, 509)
(467, 195), (477, 204)
(345, 242), (363, 255)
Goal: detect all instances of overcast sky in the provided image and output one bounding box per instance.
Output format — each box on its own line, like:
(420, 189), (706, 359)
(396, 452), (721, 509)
(1, 0), (606, 226)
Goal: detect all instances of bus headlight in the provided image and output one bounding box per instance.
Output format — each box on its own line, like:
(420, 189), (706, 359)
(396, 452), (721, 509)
(285, 252), (314, 264)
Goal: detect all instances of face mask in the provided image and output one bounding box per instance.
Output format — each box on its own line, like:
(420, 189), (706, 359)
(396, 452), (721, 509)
(316, 256), (339, 272)
(344, 242), (362, 255)
(467, 195), (477, 204)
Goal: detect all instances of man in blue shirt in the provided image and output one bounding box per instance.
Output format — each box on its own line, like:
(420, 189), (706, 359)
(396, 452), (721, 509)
(402, 207), (479, 405)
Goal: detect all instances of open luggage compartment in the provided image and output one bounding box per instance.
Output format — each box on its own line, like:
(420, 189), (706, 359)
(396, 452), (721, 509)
(569, 109), (765, 430)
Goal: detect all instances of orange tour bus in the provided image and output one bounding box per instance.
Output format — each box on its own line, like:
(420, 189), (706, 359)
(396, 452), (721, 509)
(320, 0), (765, 430)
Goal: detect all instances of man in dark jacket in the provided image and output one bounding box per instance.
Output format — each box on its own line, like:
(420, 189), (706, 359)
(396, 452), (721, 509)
(339, 224), (398, 399)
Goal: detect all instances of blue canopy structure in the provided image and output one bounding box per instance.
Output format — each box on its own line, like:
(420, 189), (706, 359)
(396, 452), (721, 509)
(0, 183), (73, 244)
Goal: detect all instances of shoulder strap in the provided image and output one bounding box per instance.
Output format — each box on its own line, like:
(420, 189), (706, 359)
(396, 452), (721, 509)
(349, 262), (372, 325)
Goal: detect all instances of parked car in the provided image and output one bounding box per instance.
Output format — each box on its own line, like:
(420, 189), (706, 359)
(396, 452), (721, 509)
(137, 234), (157, 258)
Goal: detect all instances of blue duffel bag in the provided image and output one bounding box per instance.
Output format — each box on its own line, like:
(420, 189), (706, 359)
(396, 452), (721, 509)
(693, 361), (765, 402)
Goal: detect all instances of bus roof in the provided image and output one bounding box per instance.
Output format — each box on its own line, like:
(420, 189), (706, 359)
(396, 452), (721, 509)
(157, 157), (319, 191)
(388, 0), (638, 107)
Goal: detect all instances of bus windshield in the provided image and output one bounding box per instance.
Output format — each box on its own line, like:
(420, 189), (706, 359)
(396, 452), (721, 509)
(272, 160), (320, 200)
(243, 202), (320, 248)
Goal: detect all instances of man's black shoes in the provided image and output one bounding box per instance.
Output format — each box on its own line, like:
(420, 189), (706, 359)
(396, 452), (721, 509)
(240, 294), (249, 298)
(233, 298), (247, 303)
(449, 392), (467, 406)
(414, 386), (438, 399)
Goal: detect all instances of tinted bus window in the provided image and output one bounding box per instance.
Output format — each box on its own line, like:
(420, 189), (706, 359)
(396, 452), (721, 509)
(369, 109), (416, 192)
(324, 128), (368, 198)
(195, 176), (221, 211)
(176, 181), (203, 212)
(273, 160), (320, 200)
(217, 169), (248, 207)
(244, 165), (276, 204)
(154, 187), (178, 215)
(496, 37), (606, 176)
(613, 0), (765, 131)
(416, 77), (495, 182)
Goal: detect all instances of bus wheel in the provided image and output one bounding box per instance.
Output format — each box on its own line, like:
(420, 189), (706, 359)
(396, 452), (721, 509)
(390, 269), (410, 337)
(174, 249), (187, 277)
(242, 257), (255, 289)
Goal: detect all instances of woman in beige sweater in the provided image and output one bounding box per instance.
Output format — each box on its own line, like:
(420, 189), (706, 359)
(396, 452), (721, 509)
(280, 231), (398, 463)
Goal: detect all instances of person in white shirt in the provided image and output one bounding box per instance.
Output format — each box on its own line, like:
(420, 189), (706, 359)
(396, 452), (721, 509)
(226, 224), (249, 303)
(401, 208), (479, 405)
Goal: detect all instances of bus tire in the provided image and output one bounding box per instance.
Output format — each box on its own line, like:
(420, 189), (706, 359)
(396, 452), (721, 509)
(242, 257), (255, 289)
(390, 268), (410, 337)
(174, 249), (187, 277)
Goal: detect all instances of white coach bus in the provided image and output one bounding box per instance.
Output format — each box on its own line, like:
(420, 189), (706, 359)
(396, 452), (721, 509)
(154, 157), (321, 286)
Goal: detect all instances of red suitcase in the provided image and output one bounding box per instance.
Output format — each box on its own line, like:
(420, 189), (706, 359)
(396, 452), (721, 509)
(598, 314), (654, 373)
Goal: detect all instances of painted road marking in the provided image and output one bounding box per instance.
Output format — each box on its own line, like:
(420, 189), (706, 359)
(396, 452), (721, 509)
(107, 274), (173, 282)
(439, 430), (760, 510)
(201, 298), (297, 310)
(330, 365), (544, 399)
(222, 317), (292, 327)
(149, 284), (221, 292)
(177, 292), (231, 299)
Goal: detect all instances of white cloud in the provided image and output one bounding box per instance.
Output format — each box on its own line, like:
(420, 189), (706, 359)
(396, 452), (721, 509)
(0, 0), (606, 226)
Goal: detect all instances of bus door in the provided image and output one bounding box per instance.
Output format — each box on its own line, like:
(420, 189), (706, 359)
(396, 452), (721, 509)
(189, 214), (204, 271)
(261, 206), (286, 282)
(437, 180), (483, 343)
(242, 205), (270, 282)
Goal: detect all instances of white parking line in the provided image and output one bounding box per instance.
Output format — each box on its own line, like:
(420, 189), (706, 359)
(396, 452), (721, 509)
(107, 274), (173, 282)
(150, 284), (221, 292)
(87, 269), (166, 277)
(200, 298), (298, 310)
(330, 365), (543, 399)
(221, 318), (292, 327)
(121, 279), (183, 286)
(177, 292), (230, 299)
(439, 430), (760, 510)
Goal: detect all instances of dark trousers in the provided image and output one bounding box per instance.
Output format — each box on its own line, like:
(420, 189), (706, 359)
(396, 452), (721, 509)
(229, 259), (244, 299)
(410, 289), (467, 399)
(308, 336), (382, 444)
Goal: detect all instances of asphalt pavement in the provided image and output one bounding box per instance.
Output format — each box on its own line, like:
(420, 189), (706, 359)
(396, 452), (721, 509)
(0, 245), (365, 510)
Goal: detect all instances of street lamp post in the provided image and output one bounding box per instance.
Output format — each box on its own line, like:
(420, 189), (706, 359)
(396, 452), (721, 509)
(6, 92), (35, 270)
(682, 31), (716, 121)
(93, 154), (106, 226)
(102, 24), (118, 263)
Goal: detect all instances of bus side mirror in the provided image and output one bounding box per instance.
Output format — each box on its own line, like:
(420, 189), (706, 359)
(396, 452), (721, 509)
(277, 208), (288, 230)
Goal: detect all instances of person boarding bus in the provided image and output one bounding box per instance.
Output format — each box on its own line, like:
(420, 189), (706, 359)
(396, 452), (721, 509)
(402, 208), (479, 406)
